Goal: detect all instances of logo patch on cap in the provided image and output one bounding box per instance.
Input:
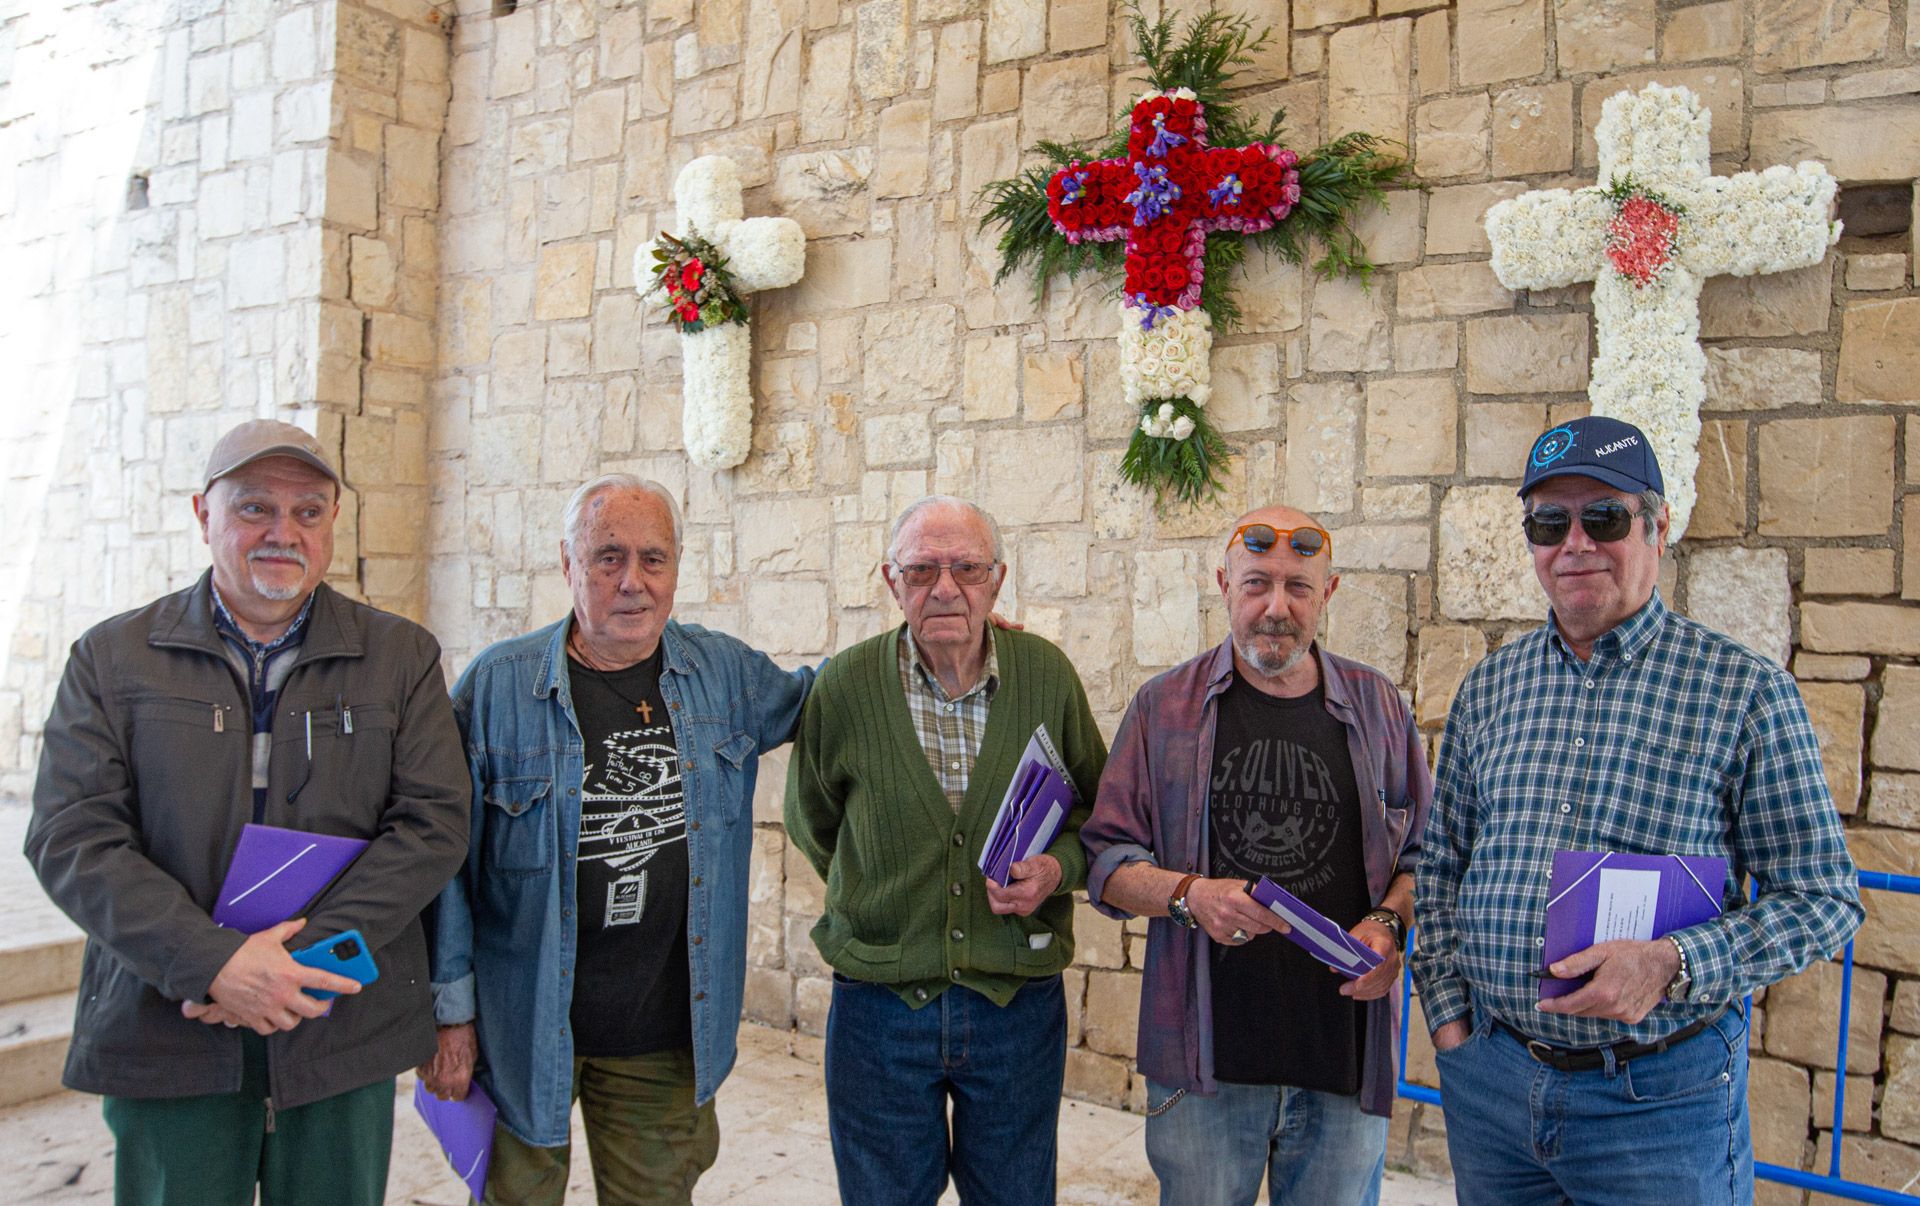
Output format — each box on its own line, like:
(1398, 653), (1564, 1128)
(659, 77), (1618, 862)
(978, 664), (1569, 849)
(1531, 426), (1577, 468)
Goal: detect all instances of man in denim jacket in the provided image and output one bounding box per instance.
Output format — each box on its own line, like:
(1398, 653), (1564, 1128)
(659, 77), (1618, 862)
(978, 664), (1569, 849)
(421, 474), (815, 1204)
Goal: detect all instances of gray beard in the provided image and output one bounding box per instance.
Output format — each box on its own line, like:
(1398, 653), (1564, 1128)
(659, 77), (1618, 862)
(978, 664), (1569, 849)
(1234, 631), (1310, 678)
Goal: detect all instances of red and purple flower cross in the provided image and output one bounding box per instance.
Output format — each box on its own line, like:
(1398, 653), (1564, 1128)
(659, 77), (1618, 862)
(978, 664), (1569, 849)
(1046, 93), (1302, 319)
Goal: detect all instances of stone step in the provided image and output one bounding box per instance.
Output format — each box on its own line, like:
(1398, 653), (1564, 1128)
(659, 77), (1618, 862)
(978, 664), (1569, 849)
(0, 937), (84, 1006)
(0, 992), (74, 1110)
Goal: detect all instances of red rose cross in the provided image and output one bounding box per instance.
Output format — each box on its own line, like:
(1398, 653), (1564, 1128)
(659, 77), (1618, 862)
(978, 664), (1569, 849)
(1046, 93), (1303, 311)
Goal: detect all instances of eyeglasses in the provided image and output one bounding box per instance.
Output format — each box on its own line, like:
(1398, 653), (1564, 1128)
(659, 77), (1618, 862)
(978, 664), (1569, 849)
(1227, 524), (1332, 559)
(891, 560), (999, 588)
(1522, 499), (1646, 547)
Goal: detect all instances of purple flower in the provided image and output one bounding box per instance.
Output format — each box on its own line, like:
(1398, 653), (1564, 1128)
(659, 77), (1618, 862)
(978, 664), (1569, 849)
(1060, 171), (1088, 205)
(1131, 293), (1178, 330)
(1207, 174), (1243, 207)
(1147, 113), (1189, 158)
(1125, 162), (1181, 225)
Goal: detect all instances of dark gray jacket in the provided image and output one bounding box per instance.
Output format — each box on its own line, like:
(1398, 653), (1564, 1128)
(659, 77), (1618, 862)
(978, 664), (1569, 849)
(26, 572), (469, 1108)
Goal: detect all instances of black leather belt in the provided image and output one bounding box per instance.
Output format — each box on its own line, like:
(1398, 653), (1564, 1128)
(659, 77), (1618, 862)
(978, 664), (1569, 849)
(1497, 1005), (1729, 1072)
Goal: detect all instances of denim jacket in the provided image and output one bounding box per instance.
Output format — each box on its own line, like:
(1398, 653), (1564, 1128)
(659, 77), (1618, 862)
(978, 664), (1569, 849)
(428, 617), (814, 1146)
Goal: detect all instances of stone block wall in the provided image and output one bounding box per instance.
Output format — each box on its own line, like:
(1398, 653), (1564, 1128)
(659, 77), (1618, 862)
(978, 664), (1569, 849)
(5, 0), (1920, 1195)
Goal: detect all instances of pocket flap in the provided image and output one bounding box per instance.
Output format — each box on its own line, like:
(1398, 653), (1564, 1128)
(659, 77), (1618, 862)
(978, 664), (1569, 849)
(483, 777), (551, 817)
(713, 731), (756, 768)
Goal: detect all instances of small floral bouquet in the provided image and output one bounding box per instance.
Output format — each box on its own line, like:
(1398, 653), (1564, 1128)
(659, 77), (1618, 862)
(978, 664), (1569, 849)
(643, 232), (747, 334)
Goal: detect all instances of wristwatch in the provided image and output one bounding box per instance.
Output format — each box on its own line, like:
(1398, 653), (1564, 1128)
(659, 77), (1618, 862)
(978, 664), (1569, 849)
(1664, 935), (1693, 1002)
(1362, 908), (1406, 951)
(1167, 874), (1202, 930)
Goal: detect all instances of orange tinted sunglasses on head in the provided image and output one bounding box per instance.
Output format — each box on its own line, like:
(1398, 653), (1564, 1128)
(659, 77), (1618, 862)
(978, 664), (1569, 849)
(1227, 524), (1332, 559)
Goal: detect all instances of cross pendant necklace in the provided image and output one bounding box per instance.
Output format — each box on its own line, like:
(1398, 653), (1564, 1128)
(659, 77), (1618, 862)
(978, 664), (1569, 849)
(568, 631), (656, 721)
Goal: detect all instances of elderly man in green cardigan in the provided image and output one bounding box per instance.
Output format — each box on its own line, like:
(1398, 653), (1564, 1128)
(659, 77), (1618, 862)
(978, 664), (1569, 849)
(786, 494), (1107, 1206)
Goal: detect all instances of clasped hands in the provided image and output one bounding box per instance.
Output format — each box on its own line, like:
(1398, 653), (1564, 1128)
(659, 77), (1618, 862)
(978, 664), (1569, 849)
(1430, 937), (1680, 1052)
(1181, 877), (1401, 1003)
(180, 918), (363, 1036)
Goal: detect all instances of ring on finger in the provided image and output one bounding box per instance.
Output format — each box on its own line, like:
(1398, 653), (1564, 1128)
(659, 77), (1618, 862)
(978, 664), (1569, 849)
(1229, 928), (1250, 944)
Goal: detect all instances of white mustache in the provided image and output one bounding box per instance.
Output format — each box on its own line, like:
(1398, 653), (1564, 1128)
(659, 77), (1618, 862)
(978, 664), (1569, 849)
(249, 546), (308, 570)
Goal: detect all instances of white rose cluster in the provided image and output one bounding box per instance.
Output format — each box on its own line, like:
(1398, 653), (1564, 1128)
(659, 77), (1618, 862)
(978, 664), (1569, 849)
(1118, 302), (1213, 411)
(1139, 402), (1197, 441)
(679, 322), (755, 470)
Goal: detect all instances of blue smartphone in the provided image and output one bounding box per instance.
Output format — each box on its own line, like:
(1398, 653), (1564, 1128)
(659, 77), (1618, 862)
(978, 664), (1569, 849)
(292, 929), (380, 1001)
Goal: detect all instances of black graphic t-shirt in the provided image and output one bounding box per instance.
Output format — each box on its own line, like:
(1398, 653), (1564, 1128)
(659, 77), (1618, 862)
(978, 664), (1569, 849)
(567, 648), (692, 1057)
(1207, 667), (1369, 1093)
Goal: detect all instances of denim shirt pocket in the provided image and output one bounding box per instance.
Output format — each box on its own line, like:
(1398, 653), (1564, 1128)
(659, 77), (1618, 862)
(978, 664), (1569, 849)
(710, 730), (757, 825)
(482, 776), (553, 875)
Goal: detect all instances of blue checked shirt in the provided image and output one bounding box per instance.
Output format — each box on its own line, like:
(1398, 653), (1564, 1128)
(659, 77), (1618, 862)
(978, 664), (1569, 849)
(1410, 591), (1862, 1048)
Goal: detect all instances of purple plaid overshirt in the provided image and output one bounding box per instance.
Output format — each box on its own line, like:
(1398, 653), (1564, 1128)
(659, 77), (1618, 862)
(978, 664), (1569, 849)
(1081, 640), (1433, 1117)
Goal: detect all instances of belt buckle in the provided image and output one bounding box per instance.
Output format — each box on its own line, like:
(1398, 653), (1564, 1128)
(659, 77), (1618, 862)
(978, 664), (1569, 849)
(1525, 1038), (1558, 1064)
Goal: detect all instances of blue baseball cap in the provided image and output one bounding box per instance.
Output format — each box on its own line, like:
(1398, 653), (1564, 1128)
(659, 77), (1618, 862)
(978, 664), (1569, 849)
(1518, 415), (1665, 498)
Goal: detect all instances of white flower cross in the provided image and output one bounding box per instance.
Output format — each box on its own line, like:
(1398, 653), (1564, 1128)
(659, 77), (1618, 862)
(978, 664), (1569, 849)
(1485, 83), (1840, 539)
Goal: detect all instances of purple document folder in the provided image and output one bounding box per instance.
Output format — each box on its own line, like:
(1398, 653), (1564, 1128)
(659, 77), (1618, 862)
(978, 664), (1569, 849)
(1539, 851), (1728, 1000)
(412, 1079), (496, 1202)
(978, 728), (1078, 887)
(211, 824), (369, 934)
(1247, 877), (1384, 980)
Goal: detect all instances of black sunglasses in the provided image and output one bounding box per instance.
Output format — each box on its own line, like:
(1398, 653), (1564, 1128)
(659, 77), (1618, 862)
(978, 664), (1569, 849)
(1522, 499), (1646, 547)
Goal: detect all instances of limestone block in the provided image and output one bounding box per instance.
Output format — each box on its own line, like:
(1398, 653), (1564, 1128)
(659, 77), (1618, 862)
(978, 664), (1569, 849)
(1813, 1068), (1875, 1133)
(1662, 1), (1742, 61)
(1705, 348), (1823, 411)
(1688, 419), (1747, 539)
(1333, 525), (1432, 571)
(1797, 680), (1865, 814)
(986, 0), (1047, 64)
(772, 148), (875, 238)
(324, 153), (379, 232)
(1022, 53), (1110, 145)
(1765, 959), (1885, 1073)
(1133, 549), (1202, 667)
(1398, 262), (1513, 320)
(1748, 1058), (1813, 1166)
(1064, 1049), (1129, 1108)
(1492, 82), (1573, 176)
(934, 20), (982, 121)
(1022, 351), (1083, 423)
(1837, 297), (1920, 404)
(789, 238), (891, 313)
(740, 0), (804, 119)
(1416, 95), (1490, 179)
(532, 243), (595, 322)
(1874, 666), (1920, 769)
(1755, 0), (1891, 71)
(1074, 901), (1126, 969)
(1082, 969), (1141, 1058)
(1208, 343), (1281, 432)
(738, 499), (832, 574)
(1427, 183), (1529, 257)
(1438, 485), (1543, 620)
(1752, 102), (1920, 183)
(1057, 601), (1131, 714)
(863, 414), (933, 466)
(1050, 0), (1107, 50)
(982, 68), (1020, 112)
(1555, 0), (1655, 72)
(1365, 484), (1435, 521)
(1457, 0), (1546, 85)
(368, 313), (434, 371)
(833, 523), (885, 609)
(1366, 377), (1459, 477)
(1353, 190), (1423, 267)
(1299, 0), (1372, 28)
(1803, 549), (1896, 597)
(672, 74), (738, 136)
(1308, 276), (1391, 373)
(1325, 572), (1409, 681)
(1894, 980), (1920, 1032)
(567, 89), (624, 164)
(493, 8), (536, 97)
(1465, 401), (1546, 479)
(1685, 547), (1790, 665)
(1795, 654), (1872, 682)
(1909, 495), (1920, 601)
(1328, 19), (1413, 143)
(1883, 1035), (1920, 1141)
(978, 427), (1084, 525)
(1803, 602), (1920, 656)
(229, 235), (289, 310)
(963, 336), (1020, 421)
(1845, 252), (1908, 292)
(1811, 1134), (1920, 1204)
(1416, 625), (1488, 726)
(1284, 381), (1362, 514)
(1851, 828), (1920, 973)
(745, 578), (830, 656)
(1757, 416), (1894, 537)
(873, 99), (932, 198)
(1464, 314), (1590, 394)
(1416, 10), (1450, 95)
(862, 306), (957, 405)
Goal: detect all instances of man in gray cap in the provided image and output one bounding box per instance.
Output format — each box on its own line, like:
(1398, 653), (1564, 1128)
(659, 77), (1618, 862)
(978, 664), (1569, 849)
(26, 419), (470, 1206)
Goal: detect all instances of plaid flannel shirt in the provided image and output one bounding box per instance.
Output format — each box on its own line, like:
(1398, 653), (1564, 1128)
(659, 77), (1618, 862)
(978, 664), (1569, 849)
(899, 627), (999, 812)
(1410, 591), (1863, 1048)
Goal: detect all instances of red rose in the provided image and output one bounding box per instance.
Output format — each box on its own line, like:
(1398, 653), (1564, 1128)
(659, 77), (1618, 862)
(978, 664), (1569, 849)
(1172, 97), (1196, 117)
(1163, 262), (1189, 289)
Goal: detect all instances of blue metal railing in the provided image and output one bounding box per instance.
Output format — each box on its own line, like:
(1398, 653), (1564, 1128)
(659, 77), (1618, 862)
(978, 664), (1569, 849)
(1395, 869), (1920, 1204)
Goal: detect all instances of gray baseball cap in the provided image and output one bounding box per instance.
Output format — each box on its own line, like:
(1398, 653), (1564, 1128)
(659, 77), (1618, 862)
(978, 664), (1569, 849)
(203, 420), (342, 492)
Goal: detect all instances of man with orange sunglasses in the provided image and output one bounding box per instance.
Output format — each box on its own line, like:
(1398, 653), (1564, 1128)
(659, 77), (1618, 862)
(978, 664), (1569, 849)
(1082, 505), (1430, 1205)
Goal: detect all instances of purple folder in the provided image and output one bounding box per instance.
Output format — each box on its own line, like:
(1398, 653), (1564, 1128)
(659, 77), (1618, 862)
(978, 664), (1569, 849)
(978, 729), (1077, 887)
(1247, 877), (1384, 980)
(1539, 851), (1727, 1000)
(412, 1079), (496, 1202)
(211, 824), (369, 934)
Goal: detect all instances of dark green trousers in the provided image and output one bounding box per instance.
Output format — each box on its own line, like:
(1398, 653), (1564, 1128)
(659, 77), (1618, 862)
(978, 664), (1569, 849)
(102, 1032), (394, 1206)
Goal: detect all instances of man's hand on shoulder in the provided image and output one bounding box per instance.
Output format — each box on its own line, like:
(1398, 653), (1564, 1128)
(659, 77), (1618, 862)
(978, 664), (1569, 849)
(1534, 937), (1680, 1025)
(204, 918), (363, 1035)
(417, 1022), (478, 1101)
(985, 855), (1060, 916)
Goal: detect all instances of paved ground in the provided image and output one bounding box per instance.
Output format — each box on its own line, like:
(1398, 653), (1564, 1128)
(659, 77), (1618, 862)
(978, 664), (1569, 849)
(4, 1024), (1455, 1204)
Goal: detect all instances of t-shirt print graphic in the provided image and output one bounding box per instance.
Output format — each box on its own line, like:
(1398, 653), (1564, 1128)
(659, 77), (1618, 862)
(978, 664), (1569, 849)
(579, 723), (684, 926)
(1210, 737), (1346, 896)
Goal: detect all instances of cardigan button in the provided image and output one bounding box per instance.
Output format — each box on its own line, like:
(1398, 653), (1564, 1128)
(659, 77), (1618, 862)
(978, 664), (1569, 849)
(950, 969), (961, 982)
(950, 882), (963, 896)
(952, 833), (965, 847)
(914, 987), (929, 1001)
(951, 928), (964, 942)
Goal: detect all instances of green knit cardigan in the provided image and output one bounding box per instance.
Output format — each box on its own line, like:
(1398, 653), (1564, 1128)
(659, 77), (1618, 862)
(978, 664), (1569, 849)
(784, 624), (1108, 986)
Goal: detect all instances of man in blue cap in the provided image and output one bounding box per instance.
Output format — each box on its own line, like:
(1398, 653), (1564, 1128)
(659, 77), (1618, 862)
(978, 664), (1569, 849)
(1410, 415), (1861, 1204)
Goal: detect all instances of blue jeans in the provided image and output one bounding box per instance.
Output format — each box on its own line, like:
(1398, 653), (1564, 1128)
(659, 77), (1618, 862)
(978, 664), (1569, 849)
(1143, 1078), (1387, 1206)
(1434, 1008), (1753, 1205)
(825, 974), (1066, 1206)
